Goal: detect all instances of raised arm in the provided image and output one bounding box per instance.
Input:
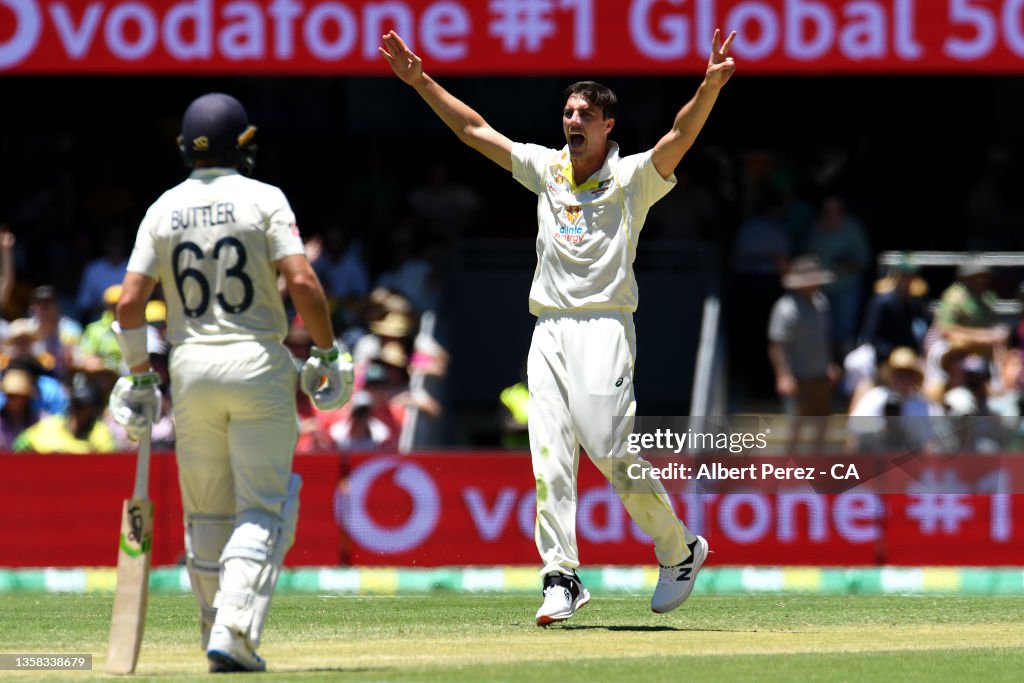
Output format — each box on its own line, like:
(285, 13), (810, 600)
(651, 29), (736, 180)
(379, 30), (513, 172)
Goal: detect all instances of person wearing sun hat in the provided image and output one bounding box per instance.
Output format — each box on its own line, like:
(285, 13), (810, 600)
(933, 256), (1007, 353)
(848, 346), (946, 453)
(768, 255), (842, 453)
(13, 373), (116, 453)
(0, 368), (42, 448)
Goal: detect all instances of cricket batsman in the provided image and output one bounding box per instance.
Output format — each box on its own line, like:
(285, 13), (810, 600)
(108, 93), (353, 670)
(380, 29), (736, 624)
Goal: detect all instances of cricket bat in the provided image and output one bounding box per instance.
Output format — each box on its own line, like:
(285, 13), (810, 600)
(106, 425), (153, 675)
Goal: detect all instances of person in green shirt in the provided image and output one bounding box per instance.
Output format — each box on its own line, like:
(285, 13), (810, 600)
(934, 260), (1007, 347)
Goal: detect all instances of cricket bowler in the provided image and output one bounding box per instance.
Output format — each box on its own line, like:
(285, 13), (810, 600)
(108, 93), (353, 670)
(380, 29), (736, 624)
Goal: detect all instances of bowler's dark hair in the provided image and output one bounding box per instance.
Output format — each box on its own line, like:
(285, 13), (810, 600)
(563, 81), (617, 120)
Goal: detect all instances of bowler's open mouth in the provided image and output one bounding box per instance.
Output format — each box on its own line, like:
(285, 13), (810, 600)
(569, 133), (585, 149)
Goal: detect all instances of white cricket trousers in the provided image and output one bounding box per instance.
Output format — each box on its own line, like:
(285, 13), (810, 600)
(528, 311), (694, 576)
(170, 340), (298, 517)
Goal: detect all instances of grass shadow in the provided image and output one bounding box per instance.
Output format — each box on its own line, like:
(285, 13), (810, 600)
(558, 624), (759, 633)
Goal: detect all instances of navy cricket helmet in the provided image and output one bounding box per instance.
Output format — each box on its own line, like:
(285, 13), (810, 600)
(177, 93), (257, 175)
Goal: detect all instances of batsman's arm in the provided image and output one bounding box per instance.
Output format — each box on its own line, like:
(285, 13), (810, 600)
(651, 29), (736, 180)
(277, 254), (335, 349)
(379, 30), (513, 171)
(116, 272), (158, 374)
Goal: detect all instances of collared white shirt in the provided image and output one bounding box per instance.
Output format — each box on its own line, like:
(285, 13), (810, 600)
(127, 168), (304, 345)
(512, 142), (675, 315)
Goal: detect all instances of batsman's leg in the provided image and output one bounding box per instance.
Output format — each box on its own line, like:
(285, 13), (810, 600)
(171, 350), (235, 651)
(209, 474), (301, 672)
(184, 513), (234, 650)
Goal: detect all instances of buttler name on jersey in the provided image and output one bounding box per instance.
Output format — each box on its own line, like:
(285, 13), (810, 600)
(170, 202), (236, 230)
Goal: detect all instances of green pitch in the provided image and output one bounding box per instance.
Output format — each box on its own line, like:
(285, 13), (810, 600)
(2, 594), (1022, 681)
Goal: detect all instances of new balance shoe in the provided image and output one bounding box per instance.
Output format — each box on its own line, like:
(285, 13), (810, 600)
(206, 624), (267, 673)
(651, 535), (709, 614)
(535, 572), (591, 626)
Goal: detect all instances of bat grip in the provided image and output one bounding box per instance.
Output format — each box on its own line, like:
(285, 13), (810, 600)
(132, 424), (152, 500)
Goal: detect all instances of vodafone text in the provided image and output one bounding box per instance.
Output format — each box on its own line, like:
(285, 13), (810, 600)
(7, 1), (1024, 73)
(627, 462), (861, 481)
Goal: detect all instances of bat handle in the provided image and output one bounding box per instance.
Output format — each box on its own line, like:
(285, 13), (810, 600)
(132, 423), (152, 500)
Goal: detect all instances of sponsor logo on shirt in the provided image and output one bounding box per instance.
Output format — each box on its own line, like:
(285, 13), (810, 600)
(589, 178), (613, 198)
(558, 224), (584, 245)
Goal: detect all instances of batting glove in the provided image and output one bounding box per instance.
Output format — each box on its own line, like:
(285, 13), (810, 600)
(299, 342), (354, 411)
(109, 371), (163, 441)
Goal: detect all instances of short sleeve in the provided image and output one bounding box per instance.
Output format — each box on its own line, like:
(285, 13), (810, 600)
(512, 142), (554, 196)
(616, 150), (677, 211)
(126, 205), (160, 279)
(767, 297), (795, 343)
(264, 189), (304, 261)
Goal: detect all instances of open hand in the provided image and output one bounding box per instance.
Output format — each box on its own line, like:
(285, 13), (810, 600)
(706, 29), (737, 89)
(379, 31), (424, 86)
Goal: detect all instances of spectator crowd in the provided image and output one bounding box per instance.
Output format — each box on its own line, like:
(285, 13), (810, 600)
(0, 211), (450, 453)
(3, 140), (1024, 454)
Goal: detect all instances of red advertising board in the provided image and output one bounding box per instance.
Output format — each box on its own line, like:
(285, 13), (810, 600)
(1, 451), (1022, 567)
(0, 452), (341, 567)
(340, 453), (1024, 566)
(4, 1), (1024, 75)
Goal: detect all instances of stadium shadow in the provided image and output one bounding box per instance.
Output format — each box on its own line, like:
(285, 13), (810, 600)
(558, 625), (745, 633)
(275, 666), (387, 674)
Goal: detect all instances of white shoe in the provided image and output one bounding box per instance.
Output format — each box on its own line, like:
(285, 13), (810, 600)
(206, 624), (267, 673)
(651, 535), (708, 614)
(535, 573), (591, 626)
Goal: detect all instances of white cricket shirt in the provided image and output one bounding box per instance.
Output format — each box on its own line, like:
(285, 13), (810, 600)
(512, 142), (675, 315)
(127, 168), (304, 345)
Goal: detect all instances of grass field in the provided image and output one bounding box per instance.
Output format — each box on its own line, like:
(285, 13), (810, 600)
(2, 593), (1022, 681)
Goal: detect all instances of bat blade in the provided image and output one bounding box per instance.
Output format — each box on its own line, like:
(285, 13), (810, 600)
(106, 496), (153, 674)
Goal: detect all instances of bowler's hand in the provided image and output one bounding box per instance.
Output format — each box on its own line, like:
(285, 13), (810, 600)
(705, 29), (737, 89)
(379, 31), (424, 86)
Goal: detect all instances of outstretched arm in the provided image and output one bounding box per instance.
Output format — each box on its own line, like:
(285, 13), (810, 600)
(379, 30), (513, 172)
(651, 29), (736, 180)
